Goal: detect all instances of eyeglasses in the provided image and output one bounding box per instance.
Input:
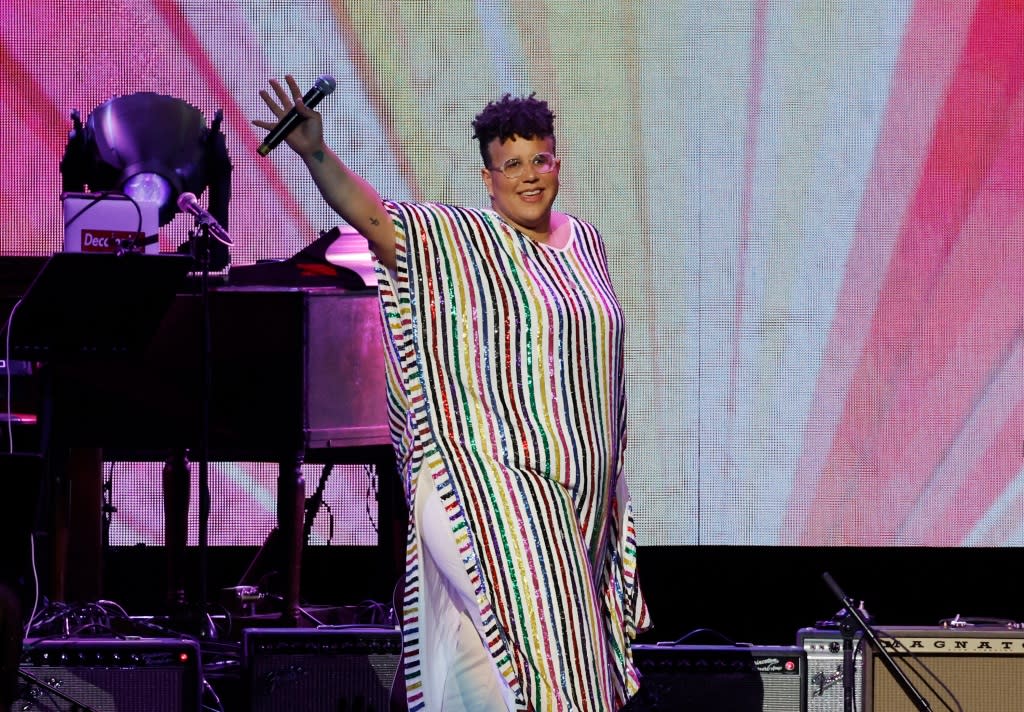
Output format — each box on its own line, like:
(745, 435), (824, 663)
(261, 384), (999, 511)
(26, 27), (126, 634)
(491, 152), (558, 180)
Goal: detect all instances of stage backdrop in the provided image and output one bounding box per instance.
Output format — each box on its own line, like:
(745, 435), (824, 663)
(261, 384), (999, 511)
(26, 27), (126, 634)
(1, 0), (1022, 548)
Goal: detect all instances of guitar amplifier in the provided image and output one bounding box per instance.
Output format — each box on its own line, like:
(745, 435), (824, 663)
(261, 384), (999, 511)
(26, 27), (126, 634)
(13, 636), (202, 711)
(243, 626), (401, 712)
(799, 626), (865, 712)
(801, 625), (1024, 711)
(866, 626), (1024, 711)
(623, 642), (804, 711)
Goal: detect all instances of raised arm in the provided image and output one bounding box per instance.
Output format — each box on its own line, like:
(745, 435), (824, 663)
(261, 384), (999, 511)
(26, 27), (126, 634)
(254, 75), (396, 270)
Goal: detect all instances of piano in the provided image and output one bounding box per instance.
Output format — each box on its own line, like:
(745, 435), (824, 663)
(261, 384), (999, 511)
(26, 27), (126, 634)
(0, 233), (402, 625)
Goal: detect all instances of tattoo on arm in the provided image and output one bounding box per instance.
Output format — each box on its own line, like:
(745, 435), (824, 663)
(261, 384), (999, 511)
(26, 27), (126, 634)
(369, 217), (380, 226)
(311, 150), (325, 162)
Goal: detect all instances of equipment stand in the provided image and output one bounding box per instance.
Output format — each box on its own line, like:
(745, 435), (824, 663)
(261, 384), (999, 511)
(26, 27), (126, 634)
(181, 222), (218, 639)
(822, 572), (933, 712)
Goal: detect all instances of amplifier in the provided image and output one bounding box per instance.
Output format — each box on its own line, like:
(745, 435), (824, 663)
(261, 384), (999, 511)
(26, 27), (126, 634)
(801, 625), (1024, 711)
(623, 642), (804, 711)
(13, 636), (202, 712)
(243, 626), (401, 712)
(866, 626), (1024, 711)
(799, 626), (865, 712)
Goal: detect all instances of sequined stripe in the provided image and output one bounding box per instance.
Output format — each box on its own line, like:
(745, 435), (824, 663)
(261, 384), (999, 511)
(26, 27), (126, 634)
(602, 526), (634, 707)
(502, 237), (607, 706)
(514, 235), (575, 486)
(525, 480), (605, 707)
(605, 486), (648, 702)
(595, 217), (637, 660)
(574, 223), (627, 559)
(463, 223), (603, 708)
(402, 204), (532, 700)
(376, 254), (407, 452)
(487, 216), (614, 708)
(378, 230), (422, 496)
(560, 230), (620, 547)
(415, 205), (519, 567)
(575, 232), (639, 704)
(381, 222), (427, 711)
(454, 210), (577, 680)
(432, 207), (592, 704)
(386, 205), (510, 709)
(557, 223), (627, 706)
(526, 226), (618, 569)
(402, 508), (424, 709)
(566, 221), (620, 459)
(447, 209), (556, 647)
(449, 208), (535, 469)
(475, 217), (555, 480)
(433, 207), (553, 696)
(486, 282), (596, 709)
(526, 231), (606, 500)
(621, 486), (649, 629)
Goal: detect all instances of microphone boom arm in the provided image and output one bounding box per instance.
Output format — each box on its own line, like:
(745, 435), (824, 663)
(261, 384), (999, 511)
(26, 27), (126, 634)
(822, 572), (933, 712)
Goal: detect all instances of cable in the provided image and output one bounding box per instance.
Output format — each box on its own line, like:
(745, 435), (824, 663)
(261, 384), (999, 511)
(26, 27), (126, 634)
(23, 533), (39, 640)
(3, 297), (24, 453)
(62, 191), (143, 233)
(202, 677), (225, 712)
(365, 463), (378, 533)
(877, 629), (964, 712)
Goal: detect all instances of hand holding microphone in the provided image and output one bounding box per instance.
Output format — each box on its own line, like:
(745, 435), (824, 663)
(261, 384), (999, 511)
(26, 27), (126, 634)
(255, 74), (337, 157)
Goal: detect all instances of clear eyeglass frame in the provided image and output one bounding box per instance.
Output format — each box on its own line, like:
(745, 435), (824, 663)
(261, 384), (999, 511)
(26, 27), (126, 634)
(494, 152), (558, 180)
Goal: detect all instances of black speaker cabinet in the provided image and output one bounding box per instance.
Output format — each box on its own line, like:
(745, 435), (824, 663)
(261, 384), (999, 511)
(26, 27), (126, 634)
(243, 626), (401, 712)
(865, 626), (1024, 711)
(623, 643), (805, 711)
(12, 636), (202, 712)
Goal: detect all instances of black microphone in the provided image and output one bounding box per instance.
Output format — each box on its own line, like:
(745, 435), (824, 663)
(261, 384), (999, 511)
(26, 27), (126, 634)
(257, 74), (337, 156)
(177, 192), (233, 246)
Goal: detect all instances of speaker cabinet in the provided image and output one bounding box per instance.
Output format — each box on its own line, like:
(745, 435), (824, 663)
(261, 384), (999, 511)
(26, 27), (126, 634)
(865, 626), (1024, 712)
(13, 636), (202, 712)
(623, 643), (804, 711)
(243, 626), (401, 712)
(801, 625), (1024, 712)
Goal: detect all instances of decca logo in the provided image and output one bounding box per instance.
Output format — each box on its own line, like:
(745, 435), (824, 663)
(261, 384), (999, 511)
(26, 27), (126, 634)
(81, 229), (143, 252)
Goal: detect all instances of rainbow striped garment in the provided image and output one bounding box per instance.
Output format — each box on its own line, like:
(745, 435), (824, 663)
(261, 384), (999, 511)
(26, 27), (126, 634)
(376, 201), (651, 711)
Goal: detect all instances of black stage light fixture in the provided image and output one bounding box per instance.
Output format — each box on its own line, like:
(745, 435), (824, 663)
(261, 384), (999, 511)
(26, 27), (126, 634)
(60, 92), (233, 269)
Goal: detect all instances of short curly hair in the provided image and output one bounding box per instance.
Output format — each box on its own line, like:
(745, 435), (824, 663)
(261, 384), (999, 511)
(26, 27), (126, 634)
(471, 93), (556, 168)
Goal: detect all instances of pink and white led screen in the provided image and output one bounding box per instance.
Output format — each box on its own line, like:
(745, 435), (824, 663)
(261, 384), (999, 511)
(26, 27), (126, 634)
(2, 0), (1023, 547)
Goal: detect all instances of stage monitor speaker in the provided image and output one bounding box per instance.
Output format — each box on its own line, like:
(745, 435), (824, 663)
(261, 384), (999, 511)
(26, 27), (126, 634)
(243, 625), (401, 712)
(865, 626), (1024, 712)
(622, 642), (805, 711)
(12, 636), (202, 712)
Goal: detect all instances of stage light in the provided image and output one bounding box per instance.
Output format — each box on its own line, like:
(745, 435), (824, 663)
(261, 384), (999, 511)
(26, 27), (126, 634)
(60, 91), (232, 269)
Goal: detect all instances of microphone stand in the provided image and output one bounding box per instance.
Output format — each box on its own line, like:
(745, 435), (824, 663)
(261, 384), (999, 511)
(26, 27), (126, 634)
(183, 221), (216, 640)
(17, 668), (100, 711)
(822, 572), (933, 712)
(162, 192), (230, 640)
(838, 611), (858, 712)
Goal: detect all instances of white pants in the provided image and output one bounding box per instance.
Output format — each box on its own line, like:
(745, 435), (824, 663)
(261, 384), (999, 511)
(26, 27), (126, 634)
(415, 480), (516, 711)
